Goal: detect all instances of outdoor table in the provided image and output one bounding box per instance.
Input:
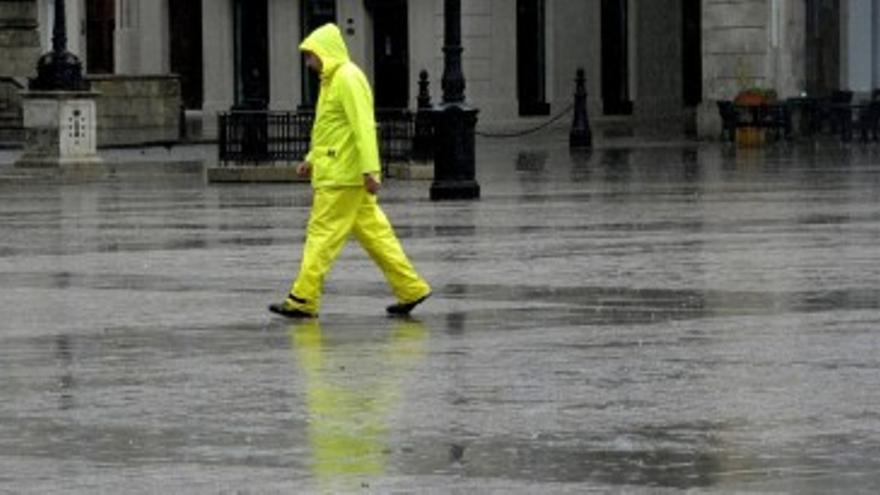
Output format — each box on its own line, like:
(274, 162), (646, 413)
(732, 102), (791, 141)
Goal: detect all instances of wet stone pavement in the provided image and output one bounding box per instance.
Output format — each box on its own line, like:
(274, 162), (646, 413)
(2, 139), (880, 493)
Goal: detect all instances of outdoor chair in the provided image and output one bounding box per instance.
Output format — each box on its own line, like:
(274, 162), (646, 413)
(820, 90), (854, 135)
(758, 103), (792, 141)
(853, 100), (880, 142)
(717, 100), (740, 141)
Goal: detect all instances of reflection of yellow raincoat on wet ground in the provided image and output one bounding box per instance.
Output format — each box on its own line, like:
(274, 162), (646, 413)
(290, 319), (427, 491)
(285, 24), (430, 315)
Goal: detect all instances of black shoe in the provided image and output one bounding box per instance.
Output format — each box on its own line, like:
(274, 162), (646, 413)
(268, 293), (315, 318)
(386, 293), (431, 316)
(268, 302), (316, 319)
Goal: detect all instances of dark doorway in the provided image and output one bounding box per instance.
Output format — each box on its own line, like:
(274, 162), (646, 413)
(370, 0), (409, 108)
(517, 0), (549, 116)
(86, 0), (114, 74)
(806, 0), (840, 96)
(600, 0), (632, 115)
(682, 0), (702, 106)
(301, 0), (337, 108)
(170, 0), (203, 109)
(234, 0), (269, 109)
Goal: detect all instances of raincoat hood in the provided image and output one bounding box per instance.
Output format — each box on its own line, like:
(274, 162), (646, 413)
(299, 23), (350, 79)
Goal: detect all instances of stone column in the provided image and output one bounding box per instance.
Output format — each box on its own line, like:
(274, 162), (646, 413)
(115, 0), (170, 75)
(201, 0), (234, 139)
(771, 0), (806, 97)
(268, 0), (299, 110)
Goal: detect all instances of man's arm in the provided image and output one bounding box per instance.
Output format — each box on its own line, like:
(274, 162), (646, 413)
(339, 69), (382, 179)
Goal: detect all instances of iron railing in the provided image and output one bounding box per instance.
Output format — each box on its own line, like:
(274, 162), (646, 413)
(218, 109), (424, 169)
(218, 111), (311, 163)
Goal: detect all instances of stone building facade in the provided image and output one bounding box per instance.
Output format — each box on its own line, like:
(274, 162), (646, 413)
(4, 0), (880, 143)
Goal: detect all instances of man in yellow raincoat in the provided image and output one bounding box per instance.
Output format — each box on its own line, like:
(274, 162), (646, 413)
(270, 23), (431, 318)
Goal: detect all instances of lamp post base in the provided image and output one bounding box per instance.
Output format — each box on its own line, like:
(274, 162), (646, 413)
(430, 103), (480, 201)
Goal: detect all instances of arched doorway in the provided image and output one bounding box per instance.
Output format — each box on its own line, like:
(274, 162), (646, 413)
(169, 0), (203, 109)
(682, 0), (702, 107)
(806, 0), (840, 95)
(601, 0), (632, 115)
(369, 0), (409, 109)
(86, 0), (114, 74)
(233, 0), (269, 109)
(517, 0), (549, 115)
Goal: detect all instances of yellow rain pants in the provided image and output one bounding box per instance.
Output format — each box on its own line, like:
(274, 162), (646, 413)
(289, 187), (430, 314)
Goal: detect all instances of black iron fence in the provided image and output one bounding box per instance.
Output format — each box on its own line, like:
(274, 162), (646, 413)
(218, 109), (427, 169)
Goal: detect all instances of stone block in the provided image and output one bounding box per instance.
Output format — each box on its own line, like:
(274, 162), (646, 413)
(0, 2), (37, 25)
(0, 29), (38, 47)
(703, 54), (768, 80)
(207, 164), (307, 183)
(703, 26), (768, 54)
(88, 75), (182, 146)
(703, 1), (767, 29)
(387, 161), (434, 180)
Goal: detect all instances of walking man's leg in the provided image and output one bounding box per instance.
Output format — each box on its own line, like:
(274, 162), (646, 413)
(353, 193), (431, 315)
(271, 188), (360, 317)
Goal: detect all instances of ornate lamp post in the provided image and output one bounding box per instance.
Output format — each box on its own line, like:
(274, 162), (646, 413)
(429, 0), (480, 201)
(15, 0), (100, 169)
(29, 0), (87, 91)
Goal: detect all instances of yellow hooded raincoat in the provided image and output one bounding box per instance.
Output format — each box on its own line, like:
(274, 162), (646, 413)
(287, 24), (430, 314)
(299, 23), (381, 188)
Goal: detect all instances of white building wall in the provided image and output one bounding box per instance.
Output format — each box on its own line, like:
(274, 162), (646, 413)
(114, 0), (169, 74)
(36, 0), (53, 53)
(337, 1), (369, 82)
(268, 0), (300, 110)
(137, 1), (169, 74)
(875, 0), (880, 87)
(841, 0), (874, 93)
(70, 0), (85, 62)
(115, 0), (140, 73)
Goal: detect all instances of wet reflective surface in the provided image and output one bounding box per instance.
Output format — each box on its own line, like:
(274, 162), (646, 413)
(2, 140), (880, 492)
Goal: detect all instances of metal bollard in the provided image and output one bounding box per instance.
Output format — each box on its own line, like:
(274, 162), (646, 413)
(413, 70), (434, 161)
(570, 68), (592, 149)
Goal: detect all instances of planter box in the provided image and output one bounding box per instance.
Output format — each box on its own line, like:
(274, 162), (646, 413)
(736, 127), (765, 147)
